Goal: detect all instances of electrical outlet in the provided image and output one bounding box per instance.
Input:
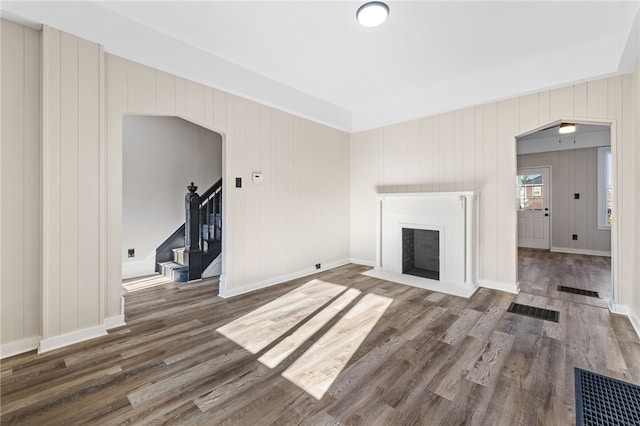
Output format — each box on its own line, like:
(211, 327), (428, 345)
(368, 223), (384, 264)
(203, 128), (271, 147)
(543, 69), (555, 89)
(128, 248), (135, 258)
(315, 263), (321, 270)
(574, 193), (580, 199)
(572, 234), (578, 241)
(235, 177), (242, 188)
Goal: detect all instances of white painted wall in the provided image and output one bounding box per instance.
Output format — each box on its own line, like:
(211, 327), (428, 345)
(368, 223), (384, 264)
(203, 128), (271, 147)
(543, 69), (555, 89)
(631, 61), (640, 336)
(350, 105), (518, 290)
(518, 148), (611, 255)
(106, 55), (351, 302)
(1, 21), (351, 356)
(2, 18), (639, 356)
(349, 75), (638, 314)
(39, 25), (109, 351)
(0, 19), (42, 355)
(122, 115), (222, 278)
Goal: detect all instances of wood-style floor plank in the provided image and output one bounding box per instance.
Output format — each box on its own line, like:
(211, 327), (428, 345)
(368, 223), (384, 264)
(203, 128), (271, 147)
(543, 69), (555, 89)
(2, 252), (638, 425)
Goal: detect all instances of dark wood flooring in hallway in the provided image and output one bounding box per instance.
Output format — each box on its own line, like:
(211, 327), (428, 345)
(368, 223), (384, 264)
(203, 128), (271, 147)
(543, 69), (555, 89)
(518, 248), (612, 308)
(1, 256), (638, 425)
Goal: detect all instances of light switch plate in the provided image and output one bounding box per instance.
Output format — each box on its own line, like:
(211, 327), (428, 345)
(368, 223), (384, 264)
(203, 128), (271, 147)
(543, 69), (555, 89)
(252, 173), (264, 184)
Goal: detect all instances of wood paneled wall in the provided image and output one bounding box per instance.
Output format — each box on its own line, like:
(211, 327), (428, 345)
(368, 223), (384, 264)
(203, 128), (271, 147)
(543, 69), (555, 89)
(105, 54), (351, 308)
(518, 148), (611, 254)
(0, 20), (41, 351)
(40, 26), (105, 345)
(2, 21), (350, 355)
(631, 62), (640, 332)
(2, 18), (638, 355)
(350, 75), (636, 306)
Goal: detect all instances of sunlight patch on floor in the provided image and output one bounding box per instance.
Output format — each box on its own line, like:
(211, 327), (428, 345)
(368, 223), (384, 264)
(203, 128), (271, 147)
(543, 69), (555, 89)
(281, 292), (393, 400)
(123, 275), (172, 292)
(258, 288), (361, 368)
(216, 279), (345, 354)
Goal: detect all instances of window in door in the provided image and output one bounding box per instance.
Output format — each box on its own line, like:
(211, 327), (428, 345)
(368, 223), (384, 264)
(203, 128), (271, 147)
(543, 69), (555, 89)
(517, 174), (544, 210)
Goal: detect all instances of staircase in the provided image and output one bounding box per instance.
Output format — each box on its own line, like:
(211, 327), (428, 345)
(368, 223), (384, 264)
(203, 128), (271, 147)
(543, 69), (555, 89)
(155, 179), (222, 282)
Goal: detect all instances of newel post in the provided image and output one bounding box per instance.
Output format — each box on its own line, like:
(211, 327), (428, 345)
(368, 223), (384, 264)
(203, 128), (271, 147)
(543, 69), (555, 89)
(185, 182), (202, 280)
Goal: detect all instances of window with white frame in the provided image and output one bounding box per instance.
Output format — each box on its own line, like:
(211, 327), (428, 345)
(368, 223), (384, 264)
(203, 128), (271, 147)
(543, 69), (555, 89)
(597, 146), (612, 229)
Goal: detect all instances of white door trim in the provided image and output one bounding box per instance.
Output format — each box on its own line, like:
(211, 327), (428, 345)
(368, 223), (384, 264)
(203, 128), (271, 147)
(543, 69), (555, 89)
(514, 117), (617, 312)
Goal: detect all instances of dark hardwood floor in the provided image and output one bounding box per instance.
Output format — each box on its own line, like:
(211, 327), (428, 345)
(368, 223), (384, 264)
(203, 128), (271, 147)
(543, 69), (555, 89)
(1, 254), (638, 425)
(518, 248), (612, 308)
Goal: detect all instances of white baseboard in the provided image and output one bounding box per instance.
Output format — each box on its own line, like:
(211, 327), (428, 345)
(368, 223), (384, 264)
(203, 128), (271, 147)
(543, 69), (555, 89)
(609, 302), (640, 339)
(219, 259), (350, 299)
(629, 313), (640, 340)
(104, 314), (126, 330)
(348, 258), (376, 267)
(0, 336), (41, 359)
(479, 279), (520, 294)
(2, 307), (127, 358)
(122, 250), (156, 279)
(550, 247), (611, 257)
(609, 301), (630, 315)
(38, 324), (108, 354)
(363, 269), (477, 298)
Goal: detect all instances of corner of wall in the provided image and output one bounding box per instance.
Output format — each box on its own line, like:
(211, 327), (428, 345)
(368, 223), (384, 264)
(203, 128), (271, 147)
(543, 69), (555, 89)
(122, 250), (156, 279)
(630, 58), (640, 338)
(0, 336), (41, 360)
(478, 279), (520, 294)
(38, 325), (107, 354)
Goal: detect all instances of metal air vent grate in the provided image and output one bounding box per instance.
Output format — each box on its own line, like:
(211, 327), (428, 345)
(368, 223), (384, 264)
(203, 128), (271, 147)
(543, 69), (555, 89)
(506, 302), (559, 323)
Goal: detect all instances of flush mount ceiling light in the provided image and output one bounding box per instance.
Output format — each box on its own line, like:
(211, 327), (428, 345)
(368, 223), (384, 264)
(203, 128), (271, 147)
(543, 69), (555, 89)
(559, 123), (576, 134)
(356, 2), (389, 27)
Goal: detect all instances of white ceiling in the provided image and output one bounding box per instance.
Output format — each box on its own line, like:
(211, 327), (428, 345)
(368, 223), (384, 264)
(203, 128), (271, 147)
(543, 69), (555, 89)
(2, 1), (639, 132)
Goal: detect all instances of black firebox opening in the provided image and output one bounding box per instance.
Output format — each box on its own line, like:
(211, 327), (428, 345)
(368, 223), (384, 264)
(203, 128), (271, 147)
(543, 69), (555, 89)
(402, 228), (439, 280)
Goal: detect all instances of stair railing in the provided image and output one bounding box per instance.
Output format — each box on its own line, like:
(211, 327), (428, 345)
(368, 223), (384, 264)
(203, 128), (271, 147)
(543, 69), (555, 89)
(198, 178), (223, 254)
(155, 178), (222, 278)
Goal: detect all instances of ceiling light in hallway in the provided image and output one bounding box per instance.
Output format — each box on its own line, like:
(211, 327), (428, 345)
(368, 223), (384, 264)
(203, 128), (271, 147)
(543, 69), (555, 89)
(559, 123), (576, 134)
(356, 2), (389, 27)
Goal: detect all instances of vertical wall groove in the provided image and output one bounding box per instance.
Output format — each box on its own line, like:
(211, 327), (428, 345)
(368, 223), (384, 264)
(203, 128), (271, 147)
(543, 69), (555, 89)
(40, 25), (103, 349)
(1, 19), (41, 353)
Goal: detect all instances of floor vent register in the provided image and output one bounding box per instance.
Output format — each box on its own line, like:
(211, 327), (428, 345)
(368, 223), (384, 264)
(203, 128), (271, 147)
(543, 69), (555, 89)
(506, 302), (560, 323)
(575, 367), (640, 426)
(557, 285), (600, 298)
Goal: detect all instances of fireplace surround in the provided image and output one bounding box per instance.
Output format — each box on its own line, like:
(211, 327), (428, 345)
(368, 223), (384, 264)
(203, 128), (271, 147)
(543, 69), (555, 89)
(364, 191), (478, 298)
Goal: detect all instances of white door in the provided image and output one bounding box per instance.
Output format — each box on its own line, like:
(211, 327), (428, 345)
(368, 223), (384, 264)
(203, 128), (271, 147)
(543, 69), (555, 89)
(517, 167), (550, 249)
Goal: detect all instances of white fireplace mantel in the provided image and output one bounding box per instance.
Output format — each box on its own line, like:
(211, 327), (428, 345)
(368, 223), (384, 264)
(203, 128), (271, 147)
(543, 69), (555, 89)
(364, 191), (478, 298)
